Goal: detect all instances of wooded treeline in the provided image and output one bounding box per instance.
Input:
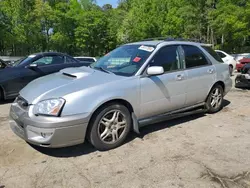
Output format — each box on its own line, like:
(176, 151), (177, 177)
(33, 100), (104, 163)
(0, 0), (249, 56)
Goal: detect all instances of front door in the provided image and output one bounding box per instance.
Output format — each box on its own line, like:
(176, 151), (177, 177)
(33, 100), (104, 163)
(139, 45), (187, 119)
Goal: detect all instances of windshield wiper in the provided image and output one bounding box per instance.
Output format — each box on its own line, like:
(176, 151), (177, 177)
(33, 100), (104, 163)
(94, 67), (114, 74)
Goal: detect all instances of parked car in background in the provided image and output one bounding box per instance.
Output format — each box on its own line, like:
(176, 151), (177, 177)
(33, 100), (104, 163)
(236, 54), (250, 72)
(9, 39), (232, 150)
(235, 63), (250, 88)
(215, 50), (237, 75)
(0, 58), (6, 69)
(232, 53), (250, 62)
(0, 52), (89, 100)
(0, 58), (12, 67)
(74, 56), (96, 66)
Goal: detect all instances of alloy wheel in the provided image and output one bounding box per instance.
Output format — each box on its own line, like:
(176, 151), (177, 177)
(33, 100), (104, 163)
(210, 88), (222, 109)
(98, 110), (127, 144)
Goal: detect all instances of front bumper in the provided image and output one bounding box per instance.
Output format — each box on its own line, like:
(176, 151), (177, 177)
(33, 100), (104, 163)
(9, 101), (91, 148)
(235, 74), (250, 88)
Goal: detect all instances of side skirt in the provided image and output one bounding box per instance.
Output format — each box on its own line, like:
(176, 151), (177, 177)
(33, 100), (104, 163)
(138, 102), (207, 128)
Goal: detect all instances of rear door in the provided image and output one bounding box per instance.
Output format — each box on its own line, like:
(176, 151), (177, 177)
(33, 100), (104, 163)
(182, 45), (215, 106)
(139, 45), (188, 119)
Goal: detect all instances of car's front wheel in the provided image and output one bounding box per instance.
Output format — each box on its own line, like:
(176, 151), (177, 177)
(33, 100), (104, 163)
(206, 84), (224, 113)
(88, 103), (132, 151)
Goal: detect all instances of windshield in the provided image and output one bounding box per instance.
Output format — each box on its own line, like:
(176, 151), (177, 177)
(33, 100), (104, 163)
(12, 55), (36, 67)
(90, 44), (155, 76)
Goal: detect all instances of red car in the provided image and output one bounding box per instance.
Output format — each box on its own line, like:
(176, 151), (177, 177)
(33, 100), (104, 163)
(236, 54), (250, 72)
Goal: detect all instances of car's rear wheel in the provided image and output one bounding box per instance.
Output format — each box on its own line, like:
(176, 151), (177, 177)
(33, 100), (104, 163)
(206, 84), (224, 113)
(88, 103), (132, 151)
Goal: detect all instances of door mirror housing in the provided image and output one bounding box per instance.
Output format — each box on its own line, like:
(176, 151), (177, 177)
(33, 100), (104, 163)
(147, 66), (164, 76)
(26, 64), (38, 69)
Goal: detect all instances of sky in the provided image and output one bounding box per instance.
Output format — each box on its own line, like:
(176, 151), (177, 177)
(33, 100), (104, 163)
(96, 0), (118, 8)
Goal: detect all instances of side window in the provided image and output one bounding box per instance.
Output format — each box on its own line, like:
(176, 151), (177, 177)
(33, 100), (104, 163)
(80, 58), (95, 63)
(202, 46), (224, 63)
(182, 45), (209, 68)
(150, 45), (182, 72)
(216, 51), (226, 58)
(32, 55), (64, 66)
(65, 56), (78, 64)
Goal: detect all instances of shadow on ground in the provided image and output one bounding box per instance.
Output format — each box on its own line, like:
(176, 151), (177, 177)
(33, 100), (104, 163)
(31, 99), (231, 158)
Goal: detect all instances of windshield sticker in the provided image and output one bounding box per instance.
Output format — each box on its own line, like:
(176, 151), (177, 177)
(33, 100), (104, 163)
(28, 55), (36, 58)
(139, 45), (155, 52)
(133, 57), (141, 63)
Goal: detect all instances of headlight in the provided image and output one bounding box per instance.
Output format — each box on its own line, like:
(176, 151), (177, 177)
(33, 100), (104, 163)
(33, 98), (65, 116)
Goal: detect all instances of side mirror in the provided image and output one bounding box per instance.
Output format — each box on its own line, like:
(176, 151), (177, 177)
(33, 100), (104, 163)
(26, 64), (38, 69)
(147, 66), (164, 76)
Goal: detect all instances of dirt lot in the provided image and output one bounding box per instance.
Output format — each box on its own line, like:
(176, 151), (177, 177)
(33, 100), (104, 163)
(1, 76), (250, 188)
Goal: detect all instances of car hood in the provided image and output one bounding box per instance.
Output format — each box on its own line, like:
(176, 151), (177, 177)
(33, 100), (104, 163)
(20, 66), (127, 104)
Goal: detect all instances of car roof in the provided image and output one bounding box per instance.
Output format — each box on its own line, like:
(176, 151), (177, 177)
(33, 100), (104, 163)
(29, 52), (69, 57)
(74, 56), (95, 59)
(126, 40), (207, 47)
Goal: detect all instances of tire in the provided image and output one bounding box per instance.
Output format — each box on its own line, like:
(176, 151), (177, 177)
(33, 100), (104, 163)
(229, 65), (233, 76)
(206, 84), (224, 114)
(88, 103), (132, 151)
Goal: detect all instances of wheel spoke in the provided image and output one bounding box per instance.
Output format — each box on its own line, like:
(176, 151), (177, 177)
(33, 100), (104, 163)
(211, 99), (216, 107)
(101, 128), (110, 140)
(103, 117), (111, 123)
(214, 88), (219, 95)
(117, 120), (126, 129)
(112, 130), (119, 142)
(217, 98), (222, 105)
(100, 119), (109, 127)
(111, 111), (120, 123)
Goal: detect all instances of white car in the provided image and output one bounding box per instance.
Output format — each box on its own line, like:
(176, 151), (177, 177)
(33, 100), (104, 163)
(215, 50), (237, 75)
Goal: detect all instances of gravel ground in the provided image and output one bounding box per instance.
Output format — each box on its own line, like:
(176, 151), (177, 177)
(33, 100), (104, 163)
(0, 75), (250, 188)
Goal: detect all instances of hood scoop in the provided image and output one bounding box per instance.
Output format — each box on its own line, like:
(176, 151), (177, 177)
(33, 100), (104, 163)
(60, 67), (94, 79)
(62, 72), (77, 78)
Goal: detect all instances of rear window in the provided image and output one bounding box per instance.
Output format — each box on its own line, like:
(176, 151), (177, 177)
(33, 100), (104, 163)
(76, 58), (95, 62)
(202, 46), (224, 63)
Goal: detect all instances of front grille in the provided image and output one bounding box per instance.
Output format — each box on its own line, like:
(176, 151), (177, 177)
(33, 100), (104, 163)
(15, 96), (29, 109)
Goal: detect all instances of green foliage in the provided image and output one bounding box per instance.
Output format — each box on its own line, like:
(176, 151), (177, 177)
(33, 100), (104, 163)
(0, 0), (250, 56)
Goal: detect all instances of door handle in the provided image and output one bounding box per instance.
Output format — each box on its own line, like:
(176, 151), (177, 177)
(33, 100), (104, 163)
(176, 74), (184, 81)
(207, 69), (214, 74)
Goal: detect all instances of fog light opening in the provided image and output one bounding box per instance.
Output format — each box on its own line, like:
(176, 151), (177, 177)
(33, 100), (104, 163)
(41, 132), (53, 138)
